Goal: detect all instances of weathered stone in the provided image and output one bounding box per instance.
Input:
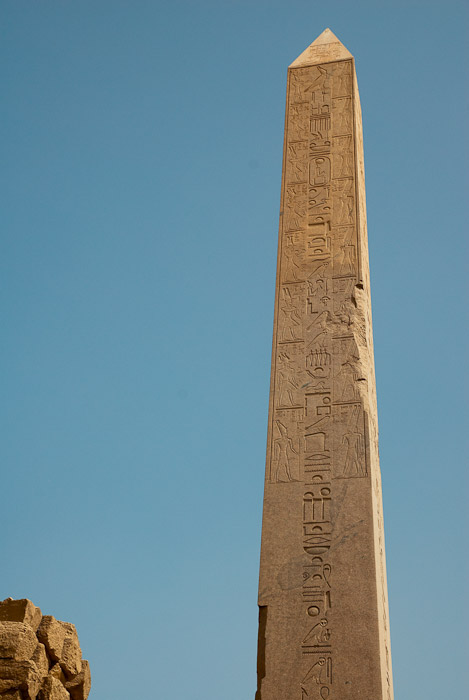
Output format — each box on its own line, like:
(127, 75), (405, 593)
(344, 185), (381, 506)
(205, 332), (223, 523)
(56, 624), (81, 678)
(0, 690), (22, 699)
(49, 664), (66, 684)
(0, 622), (37, 661)
(256, 28), (394, 700)
(0, 659), (41, 698)
(64, 660), (90, 700)
(0, 600), (42, 633)
(0, 602), (89, 700)
(38, 675), (70, 700)
(37, 617), (66, 663)
(31, 643), (49, 682)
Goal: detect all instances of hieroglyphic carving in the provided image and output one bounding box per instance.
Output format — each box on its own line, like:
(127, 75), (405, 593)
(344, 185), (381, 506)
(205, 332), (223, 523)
(270, 418), (301, 483)
(260, 37), (392, 698)
(279, 283), (304, 341)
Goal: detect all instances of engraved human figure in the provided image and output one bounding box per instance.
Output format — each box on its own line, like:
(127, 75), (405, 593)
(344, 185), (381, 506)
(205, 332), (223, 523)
(290, 70), (307, 102)
(290, 103), (310, 140)
(332, 179), (354, 225)
(287, 157), (307, 183)
(285, 190), (307, 230)
(334, 140), (353, 177)
(279, 287), (303, 341)
(283, 236), (302, 281)
(338, 243), (355, 275)
(276, 352), (300, 407)
(271, 420), (299, 482)
(337, 359), (359, 401)
(334, 63), (352, 96)
(342, 430), (365, 477)
(334, 97), (352, 133)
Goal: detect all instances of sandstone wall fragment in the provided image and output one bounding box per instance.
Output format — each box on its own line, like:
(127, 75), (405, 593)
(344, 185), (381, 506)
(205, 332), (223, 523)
(0, 599), (90, 700)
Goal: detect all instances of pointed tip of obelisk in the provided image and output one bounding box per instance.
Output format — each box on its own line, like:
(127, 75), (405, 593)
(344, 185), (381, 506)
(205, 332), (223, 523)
(289, 28), (353, 68)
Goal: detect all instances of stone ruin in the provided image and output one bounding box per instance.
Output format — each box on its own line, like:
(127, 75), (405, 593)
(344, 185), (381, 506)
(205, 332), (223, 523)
(0, 598), (90, 700)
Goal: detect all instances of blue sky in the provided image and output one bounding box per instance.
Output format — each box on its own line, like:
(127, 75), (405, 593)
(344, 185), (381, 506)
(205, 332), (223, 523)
(1, 1), (468, 698)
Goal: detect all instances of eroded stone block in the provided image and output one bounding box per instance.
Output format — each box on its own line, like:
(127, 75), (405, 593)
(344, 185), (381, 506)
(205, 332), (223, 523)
(37, 618), (66, 663)
(31, 643), (49, 682)
(56, 624), (81, 678)
(49, 663), (66, 684)
(0, 690), (23, 699)
(64, 660), (91, 700)
(0, 600), (42, 633)
(38, 675), (70, 700)
(0, 659), (41, 699)
(0, 622), (37, 661)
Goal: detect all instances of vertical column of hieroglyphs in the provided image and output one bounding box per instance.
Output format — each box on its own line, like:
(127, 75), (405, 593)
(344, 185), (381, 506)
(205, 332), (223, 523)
(298, 58), (356, 700)
(268, 65), (309, 489)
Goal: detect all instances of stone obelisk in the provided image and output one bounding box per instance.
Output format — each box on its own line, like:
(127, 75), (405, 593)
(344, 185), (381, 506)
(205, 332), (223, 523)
(256, 30), (393, 700)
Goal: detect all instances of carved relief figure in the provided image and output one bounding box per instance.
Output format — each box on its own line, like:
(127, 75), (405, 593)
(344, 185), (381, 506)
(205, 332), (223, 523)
(290, 102), (310, 140)
(332, 178), (354, 225)
(333, 96), (352, 133)
(290, 70), (308, 102)
(287, 158), (308, 184)
(276, 352), (301, 407)
(342, 430), (365, 477)
(339, 243), (356, 276)
(287, 141), (308, 184)
(285, 188), (307, 231)
(342, 404), (368, 478)
(283, 234), (302, 281)
(279, 286), (303, 341)
(333, 62), (352, 96)
(270, 420), (299, 482)
(333, 135), (353, 177)
(336, 359), (359, 401)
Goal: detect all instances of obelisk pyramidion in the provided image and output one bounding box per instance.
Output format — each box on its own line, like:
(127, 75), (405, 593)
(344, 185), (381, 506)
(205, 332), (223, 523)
(255, 30), (393, 700)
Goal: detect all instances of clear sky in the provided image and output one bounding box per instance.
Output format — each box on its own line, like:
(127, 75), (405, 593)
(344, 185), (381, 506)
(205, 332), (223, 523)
(1, 1), (468, 698)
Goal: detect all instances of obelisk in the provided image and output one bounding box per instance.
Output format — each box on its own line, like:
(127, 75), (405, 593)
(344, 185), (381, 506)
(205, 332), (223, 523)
(256, 30), (393, 700)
